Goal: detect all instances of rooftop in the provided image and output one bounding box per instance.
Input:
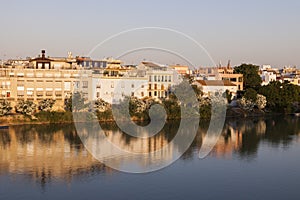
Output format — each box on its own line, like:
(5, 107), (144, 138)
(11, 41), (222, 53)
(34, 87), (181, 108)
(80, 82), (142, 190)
(196, 80), (237, 86)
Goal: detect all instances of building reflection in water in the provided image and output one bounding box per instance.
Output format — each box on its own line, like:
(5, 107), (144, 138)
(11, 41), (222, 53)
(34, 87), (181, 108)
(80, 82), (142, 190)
(0, 125), (109, 186)
(0, 116), (299, 185)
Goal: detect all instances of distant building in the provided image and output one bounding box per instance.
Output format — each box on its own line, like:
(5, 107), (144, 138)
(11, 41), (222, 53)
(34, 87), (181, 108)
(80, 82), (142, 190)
(193, 80), (238, 97)
(194, 63), (243, 91)
(140, 61), (183, 99)
(169, 64), (190, 75)
(92, 73), (148, 104)
(0, 50), (92, 109)
(261, 71), (277, 85)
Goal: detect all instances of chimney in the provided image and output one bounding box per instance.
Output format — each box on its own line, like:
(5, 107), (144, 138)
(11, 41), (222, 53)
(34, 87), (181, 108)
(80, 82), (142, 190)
(41, 50), (46, 58)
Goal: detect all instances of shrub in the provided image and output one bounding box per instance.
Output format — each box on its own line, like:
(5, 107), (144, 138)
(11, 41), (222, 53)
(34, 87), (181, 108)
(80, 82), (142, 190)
(38, 99), (56, 112)
(15, 100), (37, 116)
(94, 98), (110, 112)
(0, 99), (12, 116)
(256, 94), (267, 110)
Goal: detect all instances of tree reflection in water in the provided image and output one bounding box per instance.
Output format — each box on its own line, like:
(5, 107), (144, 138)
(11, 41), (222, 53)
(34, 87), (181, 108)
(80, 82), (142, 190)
(0, 116), (299, 187)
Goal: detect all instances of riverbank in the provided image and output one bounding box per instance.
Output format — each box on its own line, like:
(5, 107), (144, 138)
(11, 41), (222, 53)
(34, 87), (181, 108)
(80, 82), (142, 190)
(0, 107), (288, 127)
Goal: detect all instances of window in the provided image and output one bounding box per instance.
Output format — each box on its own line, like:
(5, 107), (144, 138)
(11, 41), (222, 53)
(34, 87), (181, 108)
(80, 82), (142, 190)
(36, 73), (43, 77)
(82, 81), (88, 88)
(17, 91), (24, 97)
(161, 76), (164, 82)
(154, 84), (157, 90)
(17, 81), (24, 86)
(27, 89), (34, 97)
(55, 91), (62, 97)
(158, 75), (160, 82)
(141, 92), (144, 97)
(27, 73), (34, 77)
(131, 84), (134, 88)
(111, 81), (114, 88)
(149, 84), (152, 90)
(149, 92), (152, 97)
(154, 91), (157, 96)
(37, 91), (43, 97)
(64, 82), (71, 91)
(149, 75), (152, 82)
(74, 81), (80, 89)
(168, 76), (171, 82)
(154, 75), (157, 82)
(141, 85), (144, 88)
(131, 92), (134, 96)
(96, 92), (100, 98)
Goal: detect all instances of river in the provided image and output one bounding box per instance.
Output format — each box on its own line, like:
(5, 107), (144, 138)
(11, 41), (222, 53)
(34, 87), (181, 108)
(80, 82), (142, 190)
(0, 116), (300, 199)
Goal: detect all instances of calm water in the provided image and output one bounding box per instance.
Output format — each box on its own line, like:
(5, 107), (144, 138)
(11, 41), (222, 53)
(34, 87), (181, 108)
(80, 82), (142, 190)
(0, 116), (300, 200)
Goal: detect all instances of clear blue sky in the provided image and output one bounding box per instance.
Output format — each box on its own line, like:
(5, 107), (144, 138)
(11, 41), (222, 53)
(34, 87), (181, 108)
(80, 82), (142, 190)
(1, 0), (300, 67)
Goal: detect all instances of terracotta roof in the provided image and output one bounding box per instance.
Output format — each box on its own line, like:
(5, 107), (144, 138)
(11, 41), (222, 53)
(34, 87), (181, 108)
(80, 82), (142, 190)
(196, 80), (236, 86)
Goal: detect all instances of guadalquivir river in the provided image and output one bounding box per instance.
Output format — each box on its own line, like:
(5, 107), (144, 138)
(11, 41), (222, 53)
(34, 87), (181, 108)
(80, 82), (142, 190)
(0, 116), (300, 200)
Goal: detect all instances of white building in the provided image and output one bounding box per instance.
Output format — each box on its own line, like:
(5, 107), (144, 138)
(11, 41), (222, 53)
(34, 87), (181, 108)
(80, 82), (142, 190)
(193, 80), (238, 97)
(90, 61), (183, 104)
(139, 61), (182, 99)
(261, 71), (277, 85)
(92, 71), (148, 104)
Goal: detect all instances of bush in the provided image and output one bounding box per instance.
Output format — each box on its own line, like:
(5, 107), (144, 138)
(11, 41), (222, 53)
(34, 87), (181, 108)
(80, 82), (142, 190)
(35, 111), (73, 123)
(256, 94), (267, 110)
(16, 100), (37, 116)
(0, 99), (12, 116)
(38, 99), (56, 112)
(94, 98), (110, 112)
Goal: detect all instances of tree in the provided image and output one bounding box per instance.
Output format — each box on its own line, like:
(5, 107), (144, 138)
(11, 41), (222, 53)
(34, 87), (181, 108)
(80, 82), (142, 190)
(94, 98), (110, 112)
(223, 89), (232, 103)
(256, 94), (267, 110)
(234, 63), (262, 90)
(0, 99), (12, 116)
(258, 81), (300, 113)
(16, 100), (37, 116)
(38, 99), (56, 112)
(64, 92), (85, 112)
(244, 88), (258, 102)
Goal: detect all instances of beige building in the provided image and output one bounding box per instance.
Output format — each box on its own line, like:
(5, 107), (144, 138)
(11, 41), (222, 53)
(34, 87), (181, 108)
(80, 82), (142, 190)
(0, 50), (92, 109)
(195, 65), (243, 91)
(139, 61), (183, 99)
(193, 80), (238, 97)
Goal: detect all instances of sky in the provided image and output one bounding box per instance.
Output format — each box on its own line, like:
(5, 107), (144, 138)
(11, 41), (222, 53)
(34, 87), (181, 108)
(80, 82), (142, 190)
(1, 0), (300, 67)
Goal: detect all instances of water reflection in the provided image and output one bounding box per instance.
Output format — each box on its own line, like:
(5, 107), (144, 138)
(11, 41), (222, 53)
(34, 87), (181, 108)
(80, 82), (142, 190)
(0, 124), (110, 187)
(0, 116), (299, 186)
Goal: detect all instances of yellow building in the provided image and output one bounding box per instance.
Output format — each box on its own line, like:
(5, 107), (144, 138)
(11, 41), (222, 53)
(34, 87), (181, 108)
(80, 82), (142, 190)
(169, 64), (190, 75)
(0, 50), (92, 109)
